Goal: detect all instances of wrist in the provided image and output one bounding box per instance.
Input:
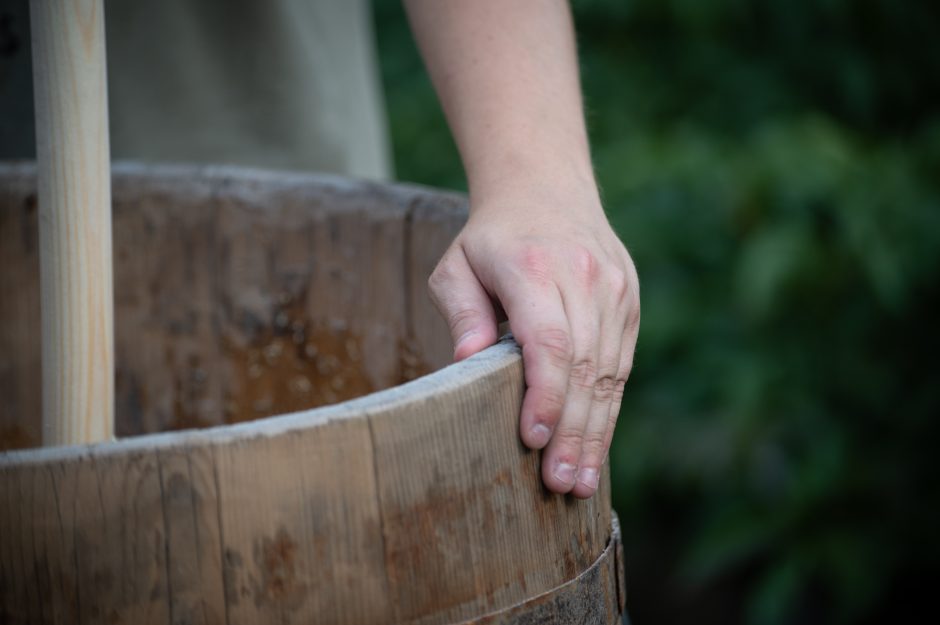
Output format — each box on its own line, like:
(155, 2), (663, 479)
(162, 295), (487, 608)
(466, 152), (601, 216)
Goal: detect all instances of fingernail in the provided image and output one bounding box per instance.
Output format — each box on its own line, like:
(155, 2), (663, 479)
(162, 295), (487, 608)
(577, 468), (599, 490)
(552, 462), (577, 486)
(530, 424), (552, 448)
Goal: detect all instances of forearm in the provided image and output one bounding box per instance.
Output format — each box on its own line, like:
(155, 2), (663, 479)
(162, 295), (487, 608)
(403, 0), (597, 209)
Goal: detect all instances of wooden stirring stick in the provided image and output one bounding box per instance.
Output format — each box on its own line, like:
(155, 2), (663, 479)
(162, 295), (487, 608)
(30, 0), (114, 445)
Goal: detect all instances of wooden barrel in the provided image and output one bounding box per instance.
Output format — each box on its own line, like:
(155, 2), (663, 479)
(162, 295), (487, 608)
(0, 163), (625, 624)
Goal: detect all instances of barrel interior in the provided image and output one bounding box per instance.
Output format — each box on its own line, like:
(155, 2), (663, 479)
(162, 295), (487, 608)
(0, 163), (464, 449)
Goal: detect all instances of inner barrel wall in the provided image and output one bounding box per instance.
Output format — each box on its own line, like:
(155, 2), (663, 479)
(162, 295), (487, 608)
(0, 162), (463, 448)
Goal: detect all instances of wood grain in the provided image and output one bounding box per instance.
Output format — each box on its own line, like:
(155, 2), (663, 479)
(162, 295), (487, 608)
(30, 0), (114, 445)
(0, 340), (618, 624)
(0, 164), (621, 623)
(1, 163), (467, 446)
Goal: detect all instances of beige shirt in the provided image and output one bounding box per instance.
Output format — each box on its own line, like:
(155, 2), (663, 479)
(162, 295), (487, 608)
(1, 0), (392, 179)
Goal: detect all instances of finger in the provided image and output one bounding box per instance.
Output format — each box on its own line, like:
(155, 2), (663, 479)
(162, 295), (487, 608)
(570, 273), (629, 498)
(575, 269), (640, 498)
(428, 246), (499, 361)
(606, 295), (640, 442)
(538, 288), (600, 494)
(495, 279), (572, 453)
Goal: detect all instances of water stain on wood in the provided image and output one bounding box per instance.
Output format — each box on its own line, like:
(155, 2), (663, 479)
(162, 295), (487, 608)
(161, 293), (431, 434)
(384, 477), (480, 616)
(223, 548), (247, 607)
(224, 320), (373, 426)
(251, 527), (306, 612)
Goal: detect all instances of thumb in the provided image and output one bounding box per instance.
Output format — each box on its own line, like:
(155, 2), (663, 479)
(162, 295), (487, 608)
(428, 246), (499, 361)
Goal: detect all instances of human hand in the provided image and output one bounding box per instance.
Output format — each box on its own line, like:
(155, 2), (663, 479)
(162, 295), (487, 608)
(428, 183), (640, 498)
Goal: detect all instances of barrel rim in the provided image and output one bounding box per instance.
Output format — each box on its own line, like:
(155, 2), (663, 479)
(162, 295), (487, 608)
(0, 160), (517, 468)
(0, 337), (520, 466)
(0, 159), (470, 214)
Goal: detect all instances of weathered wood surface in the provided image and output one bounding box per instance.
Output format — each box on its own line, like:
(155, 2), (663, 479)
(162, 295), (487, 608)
(30, 0), (115, 445)
(0, 163), (620, 623)
(461, 515), (625, 624)
(0, 338), (615, 624)
(0, 163), (466, 449)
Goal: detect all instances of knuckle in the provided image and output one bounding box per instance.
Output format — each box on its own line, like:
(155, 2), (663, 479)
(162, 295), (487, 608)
(534, 327), (574, 366)
(427, 260), (452, 292)
(593, 375), (617, 402)
(552, 425), (585, 450)
(581, 430), (608, 453)
(619, 255), (640, 298)
(611, 378), (626, 405)
(572, 245), (600, 285)
(517, 244), (553, 283)
(427, 271), (440, 295)
(608, 268), (629, 300)
(533, 386), (566, 423)
(446, 307), (480, 333)
(569, 358), (598, 391)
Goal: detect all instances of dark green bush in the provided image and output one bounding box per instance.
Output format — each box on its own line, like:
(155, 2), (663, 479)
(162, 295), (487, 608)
(374, 1), (940, 623)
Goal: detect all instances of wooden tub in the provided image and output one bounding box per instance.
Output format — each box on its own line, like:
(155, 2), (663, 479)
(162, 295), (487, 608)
(0, 163), (624, 624)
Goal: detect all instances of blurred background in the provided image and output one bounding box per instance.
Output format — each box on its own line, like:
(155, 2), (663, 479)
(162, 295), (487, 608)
(2, 0), (937, 622)
(373, 1), (940, 623)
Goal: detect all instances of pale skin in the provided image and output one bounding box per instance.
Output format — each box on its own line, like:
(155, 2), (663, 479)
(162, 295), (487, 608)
(404, 0), (641, 498)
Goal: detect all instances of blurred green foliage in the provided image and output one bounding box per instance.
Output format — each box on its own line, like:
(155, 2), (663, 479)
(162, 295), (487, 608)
(372, 1), (940, 623)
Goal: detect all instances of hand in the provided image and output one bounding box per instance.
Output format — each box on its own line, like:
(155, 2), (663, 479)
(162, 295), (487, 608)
(428, 183), (640, 498)
(404, 0), (634, 499)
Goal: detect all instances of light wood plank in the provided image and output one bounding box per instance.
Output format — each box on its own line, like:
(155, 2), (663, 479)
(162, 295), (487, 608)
(30, 0), (114, 445)
(156, 448), (226, 625)
(212, 417), (390, 624)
